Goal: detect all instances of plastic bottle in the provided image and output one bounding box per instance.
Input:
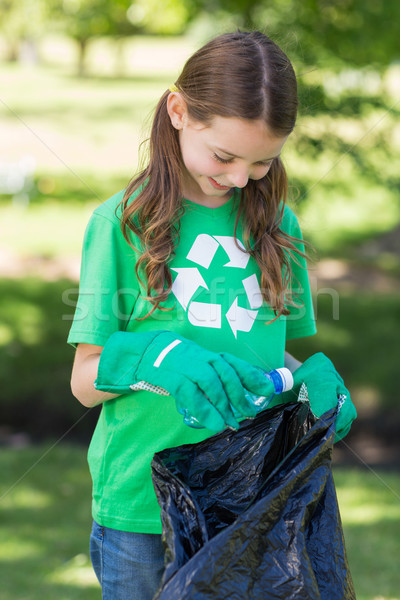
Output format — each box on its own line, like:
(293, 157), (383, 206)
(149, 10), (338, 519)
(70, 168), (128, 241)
(131, 367), (294, 429)
(181, 367), (294, 428)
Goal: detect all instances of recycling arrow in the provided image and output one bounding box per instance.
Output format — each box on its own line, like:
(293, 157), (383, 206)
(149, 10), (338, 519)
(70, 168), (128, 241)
(214, 236), (250, 269)
(226, 297), (258, 338)
(171, 267), (208, 311)
(242, 273), (263, 309)
(187, 234), (219, 268)
(188, 301), (221, 328)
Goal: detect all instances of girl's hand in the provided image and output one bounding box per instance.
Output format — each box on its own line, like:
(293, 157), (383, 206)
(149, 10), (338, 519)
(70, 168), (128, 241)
(290, 353), (357, 441)
(95, 331), (276, 431)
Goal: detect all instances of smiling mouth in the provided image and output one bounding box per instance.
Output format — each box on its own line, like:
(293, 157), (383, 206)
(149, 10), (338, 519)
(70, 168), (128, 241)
(208, 177), (231, 191)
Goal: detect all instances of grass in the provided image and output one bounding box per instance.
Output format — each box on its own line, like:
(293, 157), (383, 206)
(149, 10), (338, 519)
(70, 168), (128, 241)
(0, 444), (399, 600)
(0, 275), (101, 441)
(0, 36), (196, 178)
(0, 444), (99, 600)
(334, 468), (400, 600)
(0, 174), (128, 256)
(286, 292), (400, 410)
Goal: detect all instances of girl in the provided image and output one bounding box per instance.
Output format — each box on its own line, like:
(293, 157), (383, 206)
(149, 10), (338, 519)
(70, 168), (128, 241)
(68, 31), (355, 599)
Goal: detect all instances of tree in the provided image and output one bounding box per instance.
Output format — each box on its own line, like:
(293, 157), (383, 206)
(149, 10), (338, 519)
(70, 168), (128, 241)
(0, 0), (51, 62)
(52, 0), (137, 75)
(126, 0), (193, 35)
(191, 0), (400, 70)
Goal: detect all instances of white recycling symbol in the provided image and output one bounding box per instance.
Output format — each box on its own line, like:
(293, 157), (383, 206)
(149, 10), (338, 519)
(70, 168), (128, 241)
(171, 234), (263, 338)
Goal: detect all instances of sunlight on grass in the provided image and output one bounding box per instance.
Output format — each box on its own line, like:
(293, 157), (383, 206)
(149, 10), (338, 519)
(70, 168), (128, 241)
(0, 58), (172, 173)
(334, 468), (400, 600)
(0, 172), (128, 258)
(1, 485), (52, 509)
(302, 182), (399, 249)
(0, 323), (13, 345)
(0, 445), (399, 600)
(0, 295), (45, 345)
(2, 300), (44, 345)
(0, 444), (400, 600)
(0, 201), (97, 255)
(0, 444), (100, 600)
(46, 553), (98, 588)
(309, 321), (352, 348)
(340, 502), (400, 525)
(39, 33), (196, 77)
(0, 539), (45, 561)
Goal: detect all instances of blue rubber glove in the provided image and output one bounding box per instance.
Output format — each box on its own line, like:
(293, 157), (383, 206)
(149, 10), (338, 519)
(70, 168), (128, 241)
(290, 353), (357, 442)
(95, 331), (276, 431)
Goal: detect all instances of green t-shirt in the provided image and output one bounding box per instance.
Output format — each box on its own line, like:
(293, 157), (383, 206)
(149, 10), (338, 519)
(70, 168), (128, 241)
(68, 188), (316, 533)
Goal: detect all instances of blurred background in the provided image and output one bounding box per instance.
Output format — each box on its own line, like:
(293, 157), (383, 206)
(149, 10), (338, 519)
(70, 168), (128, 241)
(0, 1), (399, 598)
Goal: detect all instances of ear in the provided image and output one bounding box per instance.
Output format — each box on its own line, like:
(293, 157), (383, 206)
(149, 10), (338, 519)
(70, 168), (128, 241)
(167, 92), (188, 130)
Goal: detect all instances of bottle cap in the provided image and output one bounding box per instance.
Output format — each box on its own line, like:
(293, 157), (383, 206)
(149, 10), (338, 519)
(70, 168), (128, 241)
(269, 367), (294, 394)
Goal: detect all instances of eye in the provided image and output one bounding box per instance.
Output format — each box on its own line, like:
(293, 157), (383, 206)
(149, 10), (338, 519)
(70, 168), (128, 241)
(213, 153), (233, 164)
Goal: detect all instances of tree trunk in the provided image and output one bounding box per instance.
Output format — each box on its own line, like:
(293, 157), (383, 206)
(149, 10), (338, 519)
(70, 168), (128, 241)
(77, 38), (88, 77)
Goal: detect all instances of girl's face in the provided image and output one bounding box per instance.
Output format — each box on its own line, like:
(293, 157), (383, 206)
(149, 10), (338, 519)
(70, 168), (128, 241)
(169, 98), (288, 207)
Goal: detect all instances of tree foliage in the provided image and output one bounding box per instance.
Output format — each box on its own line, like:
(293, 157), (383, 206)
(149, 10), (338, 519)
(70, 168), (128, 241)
(51, 0), (137, 74)
(59, 0), (135, 39)
(1, 0), (399, 70)
(0, 0), (51, 60)
(187, 0), (400, 69)
(127, 0), (195, 35)
(250, 0), (400, 69)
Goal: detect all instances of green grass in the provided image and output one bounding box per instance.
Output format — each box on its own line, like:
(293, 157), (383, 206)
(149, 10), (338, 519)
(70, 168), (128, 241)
(0, 36), (195, 180)
(0, 276), (101, 441)
(0, 444), (399, 600)
(334, 468), (400, 600)
(0, 444), (99, 599)
(286, 292), (400, 410)
(0, 173), (128, 256)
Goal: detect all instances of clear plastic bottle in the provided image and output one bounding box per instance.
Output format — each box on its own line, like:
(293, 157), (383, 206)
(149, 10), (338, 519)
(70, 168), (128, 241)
(130, 367), (294, 429)
(181, 367), (294, 428)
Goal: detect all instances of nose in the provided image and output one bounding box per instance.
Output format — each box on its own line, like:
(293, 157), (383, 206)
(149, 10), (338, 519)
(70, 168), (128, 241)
(228, 168), (249, 189)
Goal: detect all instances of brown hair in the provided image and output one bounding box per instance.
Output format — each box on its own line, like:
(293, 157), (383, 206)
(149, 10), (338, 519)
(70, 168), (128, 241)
(120, 31), (304, 319)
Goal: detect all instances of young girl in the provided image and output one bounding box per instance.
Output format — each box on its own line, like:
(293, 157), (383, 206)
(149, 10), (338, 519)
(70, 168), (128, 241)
(68, 30), (355, 600)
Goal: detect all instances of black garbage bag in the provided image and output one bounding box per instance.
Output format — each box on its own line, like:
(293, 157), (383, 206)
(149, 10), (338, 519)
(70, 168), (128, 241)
(151, 401), (355, 600)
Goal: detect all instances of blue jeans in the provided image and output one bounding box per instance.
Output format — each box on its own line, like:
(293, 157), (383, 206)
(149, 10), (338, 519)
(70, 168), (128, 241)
(90, 520), (165, 600)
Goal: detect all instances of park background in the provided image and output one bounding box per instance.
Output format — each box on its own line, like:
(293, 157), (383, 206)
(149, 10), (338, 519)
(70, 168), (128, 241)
(0, 1), (399, 598)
